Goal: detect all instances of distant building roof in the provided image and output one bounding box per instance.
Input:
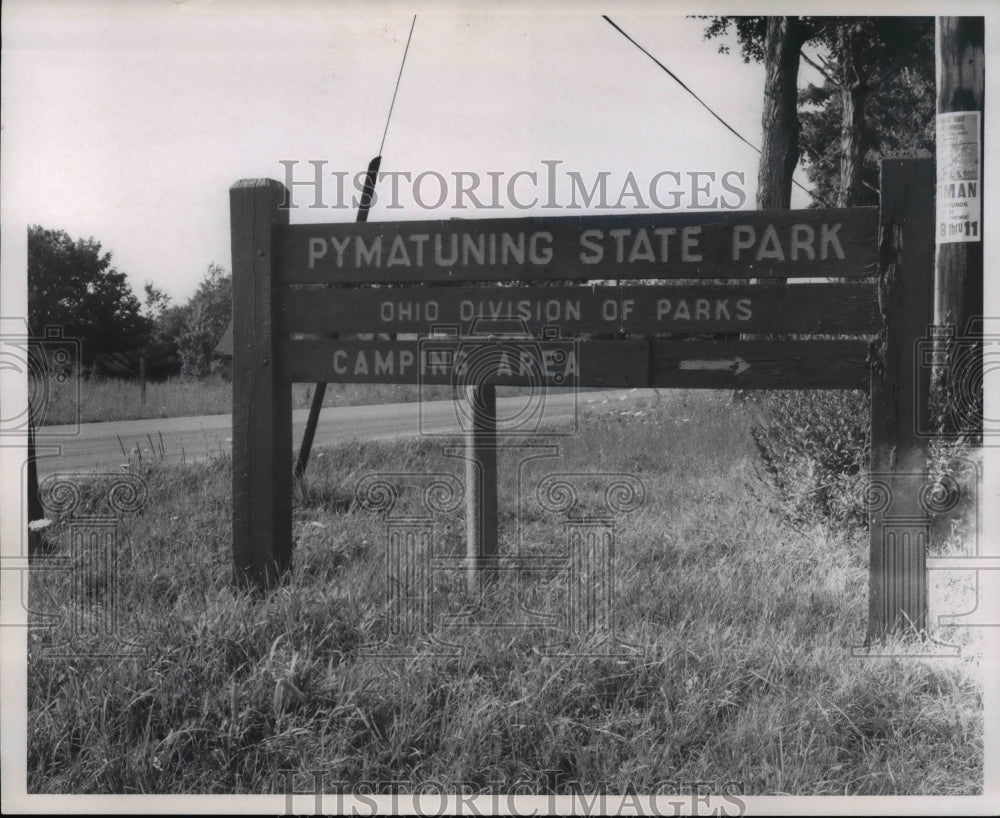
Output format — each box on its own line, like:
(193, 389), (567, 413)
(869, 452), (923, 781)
(92, 350), (142, 376)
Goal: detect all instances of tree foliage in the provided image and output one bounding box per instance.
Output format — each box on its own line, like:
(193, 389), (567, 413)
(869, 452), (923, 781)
(175, 263), (232, 379)
(700, 16), (935, 207)
(142, 284), (186, 379)
(700, 16), (769, 63)
(28, 226), (149, 366)
(135, 264), (233, 380)
(799, 19), (935, 206)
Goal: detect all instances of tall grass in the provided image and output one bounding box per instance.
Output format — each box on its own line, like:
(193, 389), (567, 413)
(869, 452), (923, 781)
(35, 372), (232, 426)
(27, 391), (982, 794)
(35, 373), (508, 426)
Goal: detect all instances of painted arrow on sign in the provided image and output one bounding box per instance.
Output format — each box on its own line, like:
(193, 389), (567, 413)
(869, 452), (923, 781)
(678, 357), (751, 375)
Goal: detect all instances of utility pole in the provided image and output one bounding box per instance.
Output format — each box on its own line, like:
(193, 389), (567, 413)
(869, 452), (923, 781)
(935, 16), (985, 438)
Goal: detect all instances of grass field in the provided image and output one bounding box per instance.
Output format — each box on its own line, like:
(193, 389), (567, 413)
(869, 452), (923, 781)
(34, 372), (467, 426)
(34, 373), (232, 425)
(35, 372), (557, 426)
(26, 391), (983, 796)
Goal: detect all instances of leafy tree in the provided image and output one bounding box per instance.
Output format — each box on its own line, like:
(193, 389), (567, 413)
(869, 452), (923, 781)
(142, 282), (171, 321)
(28, 226), (149, 366)
(703, 17), (937, 530)
(142, 284), (186, 379)
(799, 19), (935, 206)
(702, 15), (808, 209)
(701, 16), (934, 208)
(176, 263), (231, 379)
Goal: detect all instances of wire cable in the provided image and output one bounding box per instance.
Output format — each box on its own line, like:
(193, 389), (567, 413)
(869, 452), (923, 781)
(603, 15), (822, 205)
(379, 15), (417, 155)
(297, 17), (416, 479)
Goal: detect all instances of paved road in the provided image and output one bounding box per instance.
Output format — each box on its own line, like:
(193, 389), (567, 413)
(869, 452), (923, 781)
(33, 389), (662, 475)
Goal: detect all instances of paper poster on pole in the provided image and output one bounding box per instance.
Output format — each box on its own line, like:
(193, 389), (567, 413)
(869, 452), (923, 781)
(936, 110), (982, 243)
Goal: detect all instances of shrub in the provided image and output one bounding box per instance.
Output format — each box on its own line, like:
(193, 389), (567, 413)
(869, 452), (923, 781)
(749, 390), (870, 530)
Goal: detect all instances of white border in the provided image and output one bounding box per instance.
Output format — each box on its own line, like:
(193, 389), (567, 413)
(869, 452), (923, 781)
(2, 0), (997, 814)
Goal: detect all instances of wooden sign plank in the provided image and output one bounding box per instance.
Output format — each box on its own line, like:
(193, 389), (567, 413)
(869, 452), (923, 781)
(276, 282), (880, 336)
(278, 338), (650, 387)
(276, 207), (878, 284)
(278, 337), (870, 390)
(650, 339), (870, 389)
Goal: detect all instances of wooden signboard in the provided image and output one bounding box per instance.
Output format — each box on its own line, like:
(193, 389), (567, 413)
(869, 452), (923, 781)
(231, 159), (935, 644)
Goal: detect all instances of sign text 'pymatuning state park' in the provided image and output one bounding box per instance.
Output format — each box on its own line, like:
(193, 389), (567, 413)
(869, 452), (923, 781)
(277, 209), (877, 283)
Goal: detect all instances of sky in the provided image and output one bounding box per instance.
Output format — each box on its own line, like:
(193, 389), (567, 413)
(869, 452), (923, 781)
(0, 0), (831, 304)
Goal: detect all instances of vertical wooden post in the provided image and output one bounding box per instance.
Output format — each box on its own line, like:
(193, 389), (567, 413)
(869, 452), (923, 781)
(935, 17), (985, 437)
(868, 158), (935, 641)
(139, 356), (147, 405)
(465, 383), (498, 593)
(231, 179), (291, 589)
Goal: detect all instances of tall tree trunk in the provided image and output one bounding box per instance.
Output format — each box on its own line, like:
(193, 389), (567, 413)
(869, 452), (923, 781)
(837, 81), (867, 207)
(757, 16), (808, 210)
(744, 16), (808, 346)
(837, 29), (868, 208)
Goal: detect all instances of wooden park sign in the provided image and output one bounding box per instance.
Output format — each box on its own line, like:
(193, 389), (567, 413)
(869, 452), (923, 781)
(230, 158), (935, 643)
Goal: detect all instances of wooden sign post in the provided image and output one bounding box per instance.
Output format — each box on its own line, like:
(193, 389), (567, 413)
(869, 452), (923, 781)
(868, 159), (935, 639)
(229, 159), (937, 641)
(465, 383), (498, 593)
(230, 179), (291, 589)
